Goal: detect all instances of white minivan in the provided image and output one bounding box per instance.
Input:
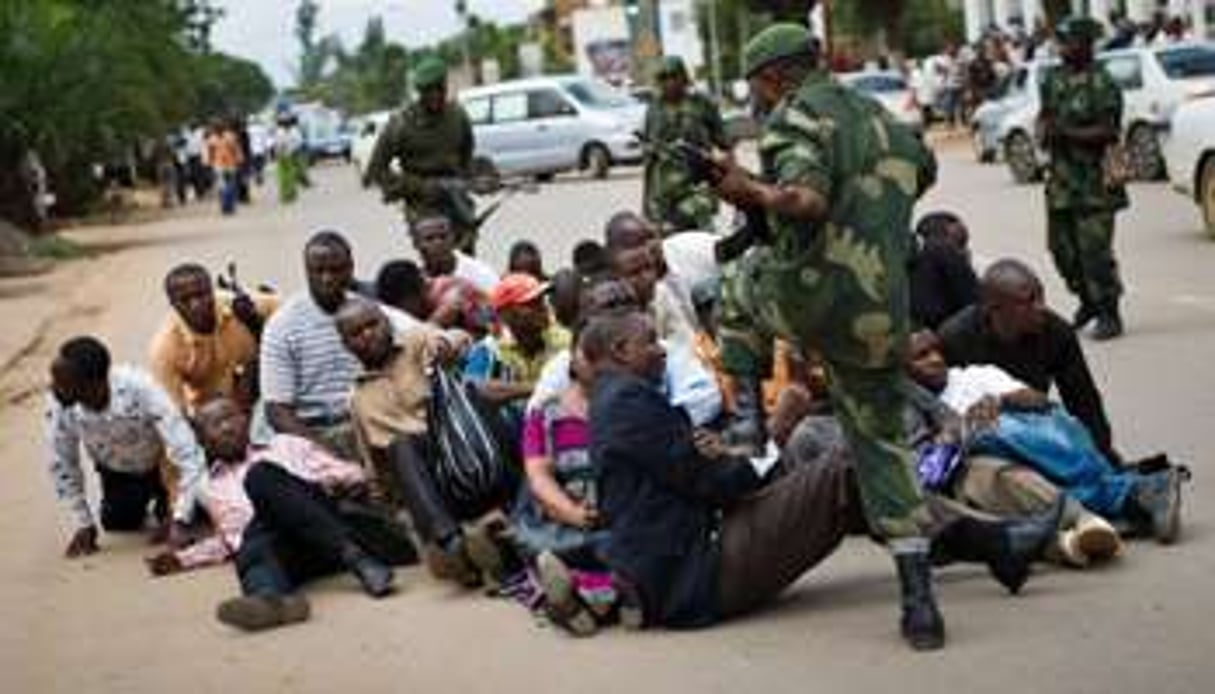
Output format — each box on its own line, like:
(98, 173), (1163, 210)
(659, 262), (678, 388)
(458, 75), (646, 180)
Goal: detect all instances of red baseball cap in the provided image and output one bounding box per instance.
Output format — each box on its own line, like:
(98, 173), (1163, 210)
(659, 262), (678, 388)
(490, 273), (549, 312)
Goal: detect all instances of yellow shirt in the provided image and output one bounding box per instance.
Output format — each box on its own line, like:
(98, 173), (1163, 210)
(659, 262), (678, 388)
(148, 293), (277, 413)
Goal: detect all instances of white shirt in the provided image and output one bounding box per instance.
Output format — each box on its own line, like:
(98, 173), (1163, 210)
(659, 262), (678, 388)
(452, 253), (500, 294)
(45, 365), (207, 528)
(662, 231), (721, 293)
(939, 365), (1029, 415)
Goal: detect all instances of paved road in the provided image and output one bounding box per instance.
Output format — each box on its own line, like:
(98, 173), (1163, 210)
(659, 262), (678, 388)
(1, 148), (1212, 694)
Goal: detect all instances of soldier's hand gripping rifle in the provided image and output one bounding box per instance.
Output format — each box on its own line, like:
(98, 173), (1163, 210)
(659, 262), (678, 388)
(634, 131), (771, 263)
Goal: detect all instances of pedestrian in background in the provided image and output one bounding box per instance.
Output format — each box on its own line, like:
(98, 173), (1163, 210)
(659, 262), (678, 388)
(206, 121), (243, 216)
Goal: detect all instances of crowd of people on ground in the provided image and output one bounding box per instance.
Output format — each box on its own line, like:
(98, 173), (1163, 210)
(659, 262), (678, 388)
(41, 20), (1189, 652)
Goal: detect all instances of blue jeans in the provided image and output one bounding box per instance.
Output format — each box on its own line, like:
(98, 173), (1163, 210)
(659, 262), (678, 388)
(971, 406), (1138, 518)
(219, 170), (238, 215)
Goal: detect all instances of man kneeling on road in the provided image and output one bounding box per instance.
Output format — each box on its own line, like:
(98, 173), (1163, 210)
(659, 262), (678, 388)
(146, 397), (415, 632)
(47, 336), (207, 558)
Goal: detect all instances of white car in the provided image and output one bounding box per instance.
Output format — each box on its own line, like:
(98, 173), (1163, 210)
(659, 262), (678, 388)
(458, 75), (645, 180)
(350, 110), (394, 183)
(1164, 96), (1215, 238)
(971, 60), (1055, 164)
(838, 71), (924, 132)
(1100, 42), (1215, 180)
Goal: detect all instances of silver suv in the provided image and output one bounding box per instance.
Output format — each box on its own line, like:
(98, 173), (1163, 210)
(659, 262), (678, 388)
(458, 76), (645, 180)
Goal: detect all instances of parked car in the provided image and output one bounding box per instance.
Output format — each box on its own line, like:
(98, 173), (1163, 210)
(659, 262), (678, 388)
(350, 110), (394, 183)
(1100, 42), (1215, 180)
(971, 60), (1055, 164)
(1164, 96), (1215, 238)
(996, 43), (1215, 184)
(838, 70), (924, 132)
(458, 75), (645, 180)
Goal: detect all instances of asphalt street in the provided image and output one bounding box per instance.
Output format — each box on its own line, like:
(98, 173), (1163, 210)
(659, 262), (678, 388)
(0, 144), (1212, 694)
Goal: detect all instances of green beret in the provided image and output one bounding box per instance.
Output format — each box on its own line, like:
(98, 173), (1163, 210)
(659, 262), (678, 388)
(656, 56), (688, 79)
(1056, 16), (1104, 43)
(412, 57), (448, 90)
(743, 23), (814, 77)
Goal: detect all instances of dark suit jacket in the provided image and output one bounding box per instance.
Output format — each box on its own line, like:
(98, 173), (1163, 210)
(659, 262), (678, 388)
(590, 370), (762, 628)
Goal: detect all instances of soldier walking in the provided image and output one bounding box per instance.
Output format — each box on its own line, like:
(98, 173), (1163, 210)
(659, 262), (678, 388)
(1038, 18), (1128, 340)
(708, 24), (946, 651)
(641, 56), (732, 235)
(365, 57), (480, 254)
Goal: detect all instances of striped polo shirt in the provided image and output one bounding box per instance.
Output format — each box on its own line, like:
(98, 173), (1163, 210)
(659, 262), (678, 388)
(260, 291), (424, 424)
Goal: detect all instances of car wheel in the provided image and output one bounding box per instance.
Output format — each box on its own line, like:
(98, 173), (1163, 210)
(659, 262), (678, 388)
(583, 144), (611, 179)
(1201, 156), (1215, 240)
(1127, 124), (1165, 181)
(1004, 131), (1040, 184)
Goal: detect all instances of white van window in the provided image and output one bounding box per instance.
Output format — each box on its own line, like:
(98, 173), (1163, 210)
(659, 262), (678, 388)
(492, 92), (528, 123)
(529, 89), (574, 119)
(464, 97), (491, 125)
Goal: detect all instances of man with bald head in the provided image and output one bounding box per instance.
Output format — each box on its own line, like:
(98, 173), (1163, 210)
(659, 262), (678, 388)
(938, 259), (1118, 464)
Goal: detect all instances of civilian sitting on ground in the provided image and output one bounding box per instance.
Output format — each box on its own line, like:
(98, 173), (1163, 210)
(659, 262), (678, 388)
(909, 211), (979, 330)
(335, 299), (509, 588)
(149, 263), (277, 415)
(464, 274), (570, 441)
(571, 240), (609, 281)
(527, 279), (722, 429)
(47, 336), (208, 557)
(908, 330), (1183, 543)
(582, 312), (1056, 631)
(604, 211), (698, 350)
(145, 398), (410, 632)
(375, 259), (490, 336)
(260, 231), (415, 460)
(938, 259), (1121, 464)
(508, 240), (548, 281)
(410, 215), (499, 294)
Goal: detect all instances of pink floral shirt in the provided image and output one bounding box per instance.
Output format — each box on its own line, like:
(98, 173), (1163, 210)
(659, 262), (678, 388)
(174, 435), (366, 569)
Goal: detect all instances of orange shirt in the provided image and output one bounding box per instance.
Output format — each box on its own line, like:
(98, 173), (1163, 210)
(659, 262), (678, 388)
(206, 132), (243, 172)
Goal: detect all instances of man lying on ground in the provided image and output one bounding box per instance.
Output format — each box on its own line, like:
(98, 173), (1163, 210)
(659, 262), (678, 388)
(938, 259), (1120, 464)
(47, 336), (207, 557)
(908, 330), (1183, 544)
(145, 397), (414, 632)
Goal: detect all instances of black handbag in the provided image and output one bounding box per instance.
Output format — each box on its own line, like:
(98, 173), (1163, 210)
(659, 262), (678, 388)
(426, 368), (508, 509)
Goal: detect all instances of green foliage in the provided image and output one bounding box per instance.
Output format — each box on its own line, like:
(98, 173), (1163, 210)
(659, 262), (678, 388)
(27, 234), (87, 260)
(0, 0), (275, 228)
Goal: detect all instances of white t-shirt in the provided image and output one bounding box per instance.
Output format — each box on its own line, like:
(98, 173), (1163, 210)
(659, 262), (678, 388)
(453, 253), (500, 294)
(939, 365), (1029, 415)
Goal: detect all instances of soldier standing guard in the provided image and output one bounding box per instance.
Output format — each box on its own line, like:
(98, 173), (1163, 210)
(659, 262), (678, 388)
(365, 57), (481, 254)
(1038, 17), (1128, 340)
(708, 24), (947, 651)
(641, 56), (733, 235)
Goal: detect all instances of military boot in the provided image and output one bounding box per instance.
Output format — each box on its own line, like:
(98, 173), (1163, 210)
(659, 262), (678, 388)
(894, 549), (946, 651)
(723, 376), (767, 456)
(1092, 303), (1124, 341)
(932, 500), (1061, 595)
(1072, 302), (1099, 330)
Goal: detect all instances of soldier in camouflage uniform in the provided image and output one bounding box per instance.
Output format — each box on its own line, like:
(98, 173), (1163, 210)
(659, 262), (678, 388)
(642, 56), (732, 235)
(364, 57), (480, 254)
(709, 24), (946, 651)
(1038, 18), (1128, 340)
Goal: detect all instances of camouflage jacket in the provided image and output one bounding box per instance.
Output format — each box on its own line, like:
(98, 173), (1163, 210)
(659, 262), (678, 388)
(1039, 64), (1128, 211)
(752, 71), (937, 368)
(642, 93), (730, 225)
(365, 101), (475, 211)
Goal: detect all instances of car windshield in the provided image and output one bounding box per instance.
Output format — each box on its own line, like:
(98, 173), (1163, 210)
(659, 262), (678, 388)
(845, 74), (907, 93)
(563, 79), (635, 109)
(1156, 45), (1215, 79)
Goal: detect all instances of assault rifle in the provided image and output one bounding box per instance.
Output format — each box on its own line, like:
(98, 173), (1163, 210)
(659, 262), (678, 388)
(635, 131), (771, 263)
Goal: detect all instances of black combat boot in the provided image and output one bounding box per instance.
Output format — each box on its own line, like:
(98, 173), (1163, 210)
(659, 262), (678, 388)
(894, 550), (946, 651)
(723, 376), (767, 456)
(1092, 303), (1124, 341)
(1072, 302), (1099, 330)
(932, 500), (1061, 595)
(342, 544), (396, 598)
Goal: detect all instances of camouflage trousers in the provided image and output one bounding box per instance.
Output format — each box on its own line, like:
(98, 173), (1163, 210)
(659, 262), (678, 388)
(1047, 208), (1122, 310)
(719, 255), (932, 540)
